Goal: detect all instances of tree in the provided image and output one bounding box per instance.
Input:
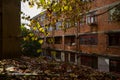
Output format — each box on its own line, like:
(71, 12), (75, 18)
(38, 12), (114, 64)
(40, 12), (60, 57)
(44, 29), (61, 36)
(21, 24), (43, 56)
(21, 0), (92, 31)
(21, 0), (93, 56)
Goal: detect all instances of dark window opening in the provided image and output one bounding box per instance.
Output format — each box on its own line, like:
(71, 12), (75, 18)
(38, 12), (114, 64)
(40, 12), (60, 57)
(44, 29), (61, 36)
(110, 59), (120, 74)
(56, 51), (61, 59)
(65, 53), (69, 62)
(70, 53), (75, 62)
(108, 33), (120, 46)
(65, 36), (76, 46)
(54, 37), (62, 44)
(81, 55), (98, 69)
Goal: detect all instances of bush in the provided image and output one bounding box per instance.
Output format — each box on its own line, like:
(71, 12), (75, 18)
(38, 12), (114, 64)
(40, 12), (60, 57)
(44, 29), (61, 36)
(21, 25), (42, 57)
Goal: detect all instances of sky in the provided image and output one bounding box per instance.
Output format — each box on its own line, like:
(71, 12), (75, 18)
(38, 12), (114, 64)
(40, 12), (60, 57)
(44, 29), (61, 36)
(21, 1), (42, 28)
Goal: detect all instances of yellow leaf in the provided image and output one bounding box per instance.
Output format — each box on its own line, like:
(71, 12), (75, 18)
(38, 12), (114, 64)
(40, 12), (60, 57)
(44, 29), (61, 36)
(38, 40), (43, 44)
(64, 6), (68, 10)
(47, 0), (51, 5)
(33, 27), (37, 30)
(23, 36), (29, 41)
(36, 22), (40, 28)
(51, 51), (56, 57)
(31, 37), (35, 41)
(39, 28), (43, 31)
(40, 0), (45, 5)
(35, 37), (38, 40)
(23, 37), (26, 41)
(37, 49), (42, 53)
(39, 28), (45, 33)
(69, 6), (72, 11)
(29, 33), (34, 37)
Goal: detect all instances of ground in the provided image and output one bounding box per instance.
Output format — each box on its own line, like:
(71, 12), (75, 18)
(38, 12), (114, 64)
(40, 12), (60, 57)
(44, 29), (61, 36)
(0, 56), (120, 80)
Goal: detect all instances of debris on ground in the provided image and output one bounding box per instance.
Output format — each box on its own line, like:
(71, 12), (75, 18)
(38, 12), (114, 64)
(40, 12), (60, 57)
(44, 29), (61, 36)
(0, 56), (119, 80)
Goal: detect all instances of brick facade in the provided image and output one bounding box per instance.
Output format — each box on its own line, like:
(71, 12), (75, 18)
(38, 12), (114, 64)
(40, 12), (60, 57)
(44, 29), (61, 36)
(33, 0), (120, 73)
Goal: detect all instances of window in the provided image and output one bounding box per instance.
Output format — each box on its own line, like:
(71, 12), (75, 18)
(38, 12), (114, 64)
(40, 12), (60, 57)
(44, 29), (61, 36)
(80, 16), (86, 26)
(65, 19), (71, 28)
(70, 53), (75, 62)
(86, 11), (97, 24)
(108, 33), (120, 46)
(56, 51), (61, 59)
(47, 25), (53, 31)
(80, 34), (98, 45)
(56, 21), (62, 30)
(40, 14), (45, 21)
(65, 22), (69, 28)
(81, 55), (98, 69)
(110, 59), (120, 74)
(54, 37), (62, 44)
(65, 36), (75, 45)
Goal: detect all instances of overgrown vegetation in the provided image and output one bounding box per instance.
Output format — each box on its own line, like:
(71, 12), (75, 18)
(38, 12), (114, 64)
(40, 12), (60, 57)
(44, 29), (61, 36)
(21, 0), (92, 56)
(21, 25), (43, 57)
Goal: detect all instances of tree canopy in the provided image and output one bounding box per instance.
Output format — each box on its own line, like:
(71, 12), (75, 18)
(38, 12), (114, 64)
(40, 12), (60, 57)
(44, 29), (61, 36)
(21, 0), (93, 31)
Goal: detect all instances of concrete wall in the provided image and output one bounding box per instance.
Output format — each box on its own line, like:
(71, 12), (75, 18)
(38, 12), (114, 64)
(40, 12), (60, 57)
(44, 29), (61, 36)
(98, 57), (109, 72)
(1, 0), (21, 58)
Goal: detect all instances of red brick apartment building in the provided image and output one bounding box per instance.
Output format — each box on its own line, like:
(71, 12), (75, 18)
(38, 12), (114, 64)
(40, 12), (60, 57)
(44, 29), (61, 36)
(32, 0), (120, 73)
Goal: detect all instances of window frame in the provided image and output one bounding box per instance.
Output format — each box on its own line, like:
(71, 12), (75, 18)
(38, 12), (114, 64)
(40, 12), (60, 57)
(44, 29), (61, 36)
(86, 11), (97, 25)
(79, 34), (98, 45)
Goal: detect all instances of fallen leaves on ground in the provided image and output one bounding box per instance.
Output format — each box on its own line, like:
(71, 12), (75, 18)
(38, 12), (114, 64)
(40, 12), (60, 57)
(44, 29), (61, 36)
(0, 56), (120, 80)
